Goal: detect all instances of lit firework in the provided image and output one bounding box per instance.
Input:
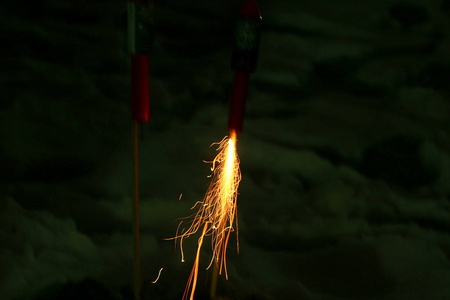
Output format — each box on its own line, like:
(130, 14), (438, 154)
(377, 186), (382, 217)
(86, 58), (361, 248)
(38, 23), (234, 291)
(172, 0), (261, 298)
(172, 130), (241, 300)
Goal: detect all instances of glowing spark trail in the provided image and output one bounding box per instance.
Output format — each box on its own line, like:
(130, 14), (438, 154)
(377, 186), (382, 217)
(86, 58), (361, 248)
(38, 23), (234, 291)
(171, 130), (241, 300)
(151, 268), (163, 284)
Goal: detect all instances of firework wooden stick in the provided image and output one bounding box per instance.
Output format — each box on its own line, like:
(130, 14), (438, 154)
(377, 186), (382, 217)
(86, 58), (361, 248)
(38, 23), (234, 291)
(209, 223), (222, 300)
(132, 121), (141, 300)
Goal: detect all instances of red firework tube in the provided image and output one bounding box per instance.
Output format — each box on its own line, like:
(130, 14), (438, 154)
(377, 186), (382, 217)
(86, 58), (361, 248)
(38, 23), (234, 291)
(227, 0), (261, 133)
(131, 55), (150, 122)
(128, 0), (153, 123)
(228, 71), (250, 133)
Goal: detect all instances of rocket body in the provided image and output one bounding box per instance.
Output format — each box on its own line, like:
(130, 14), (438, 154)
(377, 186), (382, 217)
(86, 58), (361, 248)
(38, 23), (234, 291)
(128, 0), (153, 123)
(227, 0), (261, 133)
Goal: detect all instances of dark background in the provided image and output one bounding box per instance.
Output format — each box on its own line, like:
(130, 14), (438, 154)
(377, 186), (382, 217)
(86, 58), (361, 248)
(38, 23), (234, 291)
(1, 0), (450, 299)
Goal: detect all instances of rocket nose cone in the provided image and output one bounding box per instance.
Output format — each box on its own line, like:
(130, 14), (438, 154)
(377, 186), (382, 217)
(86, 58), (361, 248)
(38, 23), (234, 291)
(239, 0), (261, 20)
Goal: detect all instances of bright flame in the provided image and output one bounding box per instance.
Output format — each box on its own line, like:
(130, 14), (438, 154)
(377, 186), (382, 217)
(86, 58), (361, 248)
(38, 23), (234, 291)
(171, 130), (241, 300)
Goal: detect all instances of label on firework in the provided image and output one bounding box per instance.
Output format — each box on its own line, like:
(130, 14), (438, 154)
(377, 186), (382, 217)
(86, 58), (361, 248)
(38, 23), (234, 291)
(231, 18), (261, 72)
(128, 1), (153, 55)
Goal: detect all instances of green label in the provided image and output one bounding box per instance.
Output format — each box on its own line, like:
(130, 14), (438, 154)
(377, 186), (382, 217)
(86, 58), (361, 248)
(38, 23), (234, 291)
(235, 19), (260, 51)
(128, 2), (153, 54)
(231, 19), (261, 72)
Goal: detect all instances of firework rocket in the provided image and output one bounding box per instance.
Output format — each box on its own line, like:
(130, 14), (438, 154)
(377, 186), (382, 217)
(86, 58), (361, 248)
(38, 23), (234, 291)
(228, 0), (262, 133)
(127, 1), (153, 299)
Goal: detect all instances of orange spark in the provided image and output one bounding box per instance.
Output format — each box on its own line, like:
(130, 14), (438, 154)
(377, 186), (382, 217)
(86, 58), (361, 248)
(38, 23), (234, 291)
(171, 130), (241, 300)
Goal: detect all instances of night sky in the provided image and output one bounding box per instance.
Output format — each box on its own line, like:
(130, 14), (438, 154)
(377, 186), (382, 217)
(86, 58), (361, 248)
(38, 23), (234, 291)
(1, 0), (450, 299)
